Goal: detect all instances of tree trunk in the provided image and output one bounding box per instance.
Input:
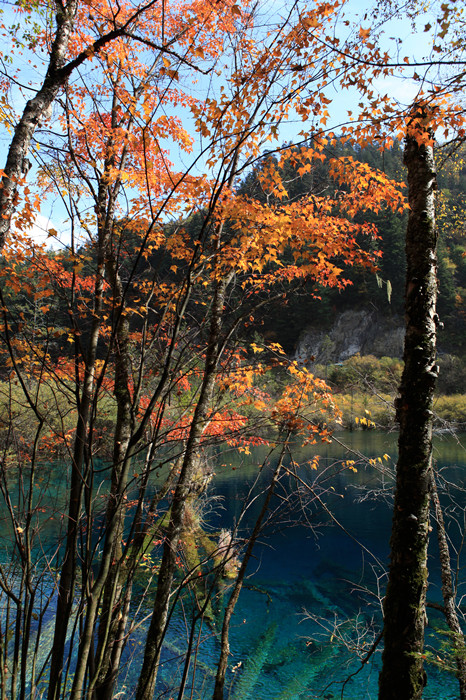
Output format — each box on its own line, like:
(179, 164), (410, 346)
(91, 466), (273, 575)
(47, 238), (108, 700)
(379, 109), (438, 700)
(212, 442), (289, 700)
(0, 1), (79, 249)
(48, 153), (120, 699)
(92, 256), (134, 700)
(135, 274), (231, 700)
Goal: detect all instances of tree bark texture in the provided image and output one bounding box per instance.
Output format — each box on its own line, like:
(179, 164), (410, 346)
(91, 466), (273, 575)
(379, 116), (438, 700)
(0, 1), (79, 250)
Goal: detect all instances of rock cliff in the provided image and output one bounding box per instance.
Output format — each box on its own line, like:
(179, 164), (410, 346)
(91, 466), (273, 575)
(295, 309), (405, 365)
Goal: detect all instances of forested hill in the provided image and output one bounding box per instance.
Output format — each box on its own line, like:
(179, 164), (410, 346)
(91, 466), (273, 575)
(1, 141), (464, 361)
(236, 139), (465, 357)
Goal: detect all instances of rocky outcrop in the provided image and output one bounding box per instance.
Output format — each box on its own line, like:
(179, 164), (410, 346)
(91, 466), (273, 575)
(295, 309), (405, 365)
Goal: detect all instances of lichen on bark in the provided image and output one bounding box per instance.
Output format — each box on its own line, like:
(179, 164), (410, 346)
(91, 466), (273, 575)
(379, 109), (438, 700)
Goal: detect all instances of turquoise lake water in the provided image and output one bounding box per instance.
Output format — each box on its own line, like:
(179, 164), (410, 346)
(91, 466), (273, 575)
(152, 430), (466, 700)
(1, 431), (465, 698)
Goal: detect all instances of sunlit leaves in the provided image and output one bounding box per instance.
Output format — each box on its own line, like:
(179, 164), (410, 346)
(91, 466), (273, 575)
(0, 0), (443, 471)
(270, 360), (340, 442)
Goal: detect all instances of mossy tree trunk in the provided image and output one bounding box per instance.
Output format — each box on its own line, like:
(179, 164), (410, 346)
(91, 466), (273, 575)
(379, 109), (438, 700)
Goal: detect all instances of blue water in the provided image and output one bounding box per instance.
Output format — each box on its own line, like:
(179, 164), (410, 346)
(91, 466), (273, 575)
(159, 431), (466, 700)
(1, 432), (465, 698)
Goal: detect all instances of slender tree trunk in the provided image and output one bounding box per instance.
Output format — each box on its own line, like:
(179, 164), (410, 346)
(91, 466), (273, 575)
(430, 471), (466, 699)
(135, 275), (231, 700)
(48, 156), (119, 698)
(379, 110), (438, 700)
(47, 247), (108, 700)
(92, 257), (134, 700)
(68, 175), (133, 698)
(0, 1), (79, 249)
(212, 442), (289, 700)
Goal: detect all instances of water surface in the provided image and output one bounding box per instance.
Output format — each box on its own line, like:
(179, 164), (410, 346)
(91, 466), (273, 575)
(187, 430), (466, 700)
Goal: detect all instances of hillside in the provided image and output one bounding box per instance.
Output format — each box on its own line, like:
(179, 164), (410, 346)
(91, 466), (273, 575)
(239, 140), (465, 358)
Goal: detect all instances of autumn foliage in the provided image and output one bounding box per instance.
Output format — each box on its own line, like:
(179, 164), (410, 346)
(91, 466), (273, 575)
(0, 0), (465, 697)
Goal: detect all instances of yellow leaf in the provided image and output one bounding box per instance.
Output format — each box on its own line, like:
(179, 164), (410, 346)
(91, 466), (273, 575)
(250, 343), (264, 353)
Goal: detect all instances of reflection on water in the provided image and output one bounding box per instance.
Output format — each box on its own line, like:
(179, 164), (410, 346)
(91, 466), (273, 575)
(187, 430), (465, 700)
(1, 431), (465, 698)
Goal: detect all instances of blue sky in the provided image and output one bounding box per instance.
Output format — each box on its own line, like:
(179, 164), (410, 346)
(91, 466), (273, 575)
(0, 0), (443, 248)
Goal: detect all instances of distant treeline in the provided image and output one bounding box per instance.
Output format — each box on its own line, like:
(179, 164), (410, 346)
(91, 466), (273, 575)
(237, 139), (465, 355)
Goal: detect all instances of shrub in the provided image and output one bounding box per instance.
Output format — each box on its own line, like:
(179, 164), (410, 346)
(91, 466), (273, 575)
(433, 394), (466, 427)
(323, 354), (403, 394)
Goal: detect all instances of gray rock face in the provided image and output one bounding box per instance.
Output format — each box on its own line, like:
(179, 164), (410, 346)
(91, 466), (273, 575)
(295, 309), (405, 365)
